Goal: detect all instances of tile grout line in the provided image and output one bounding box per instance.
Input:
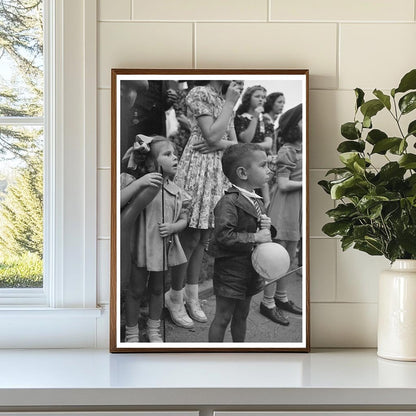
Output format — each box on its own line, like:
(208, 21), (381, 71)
(193, 22), (197, 69)
(267, 0), (271, 22)
(333, 224), (338, 303)
(130, 0), (133, 20)
(97, 19), (415, 24)
(336, 22), (340, 90)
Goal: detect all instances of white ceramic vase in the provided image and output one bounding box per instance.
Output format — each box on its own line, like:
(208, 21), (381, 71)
(378, 259), (416, 361)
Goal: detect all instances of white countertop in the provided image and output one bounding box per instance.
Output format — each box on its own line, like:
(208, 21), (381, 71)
(1, 348), (416, 408)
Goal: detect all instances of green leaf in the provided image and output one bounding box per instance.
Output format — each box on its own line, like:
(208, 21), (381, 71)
(322, 221), (351, 237)
(397, 227), (416, 255)
(357, 195), (389, 212)
(371, 137), (402, 154)
(353, 224), (374, 240)
(330, 175), (369, 200)
(326, 203), (357, 220)
(399, 139), (407, 154)
(363, 116), (372, 129)
(390, 139), (408, 155)
(395, 69), (416, 94)
(399, 92), (416, 115)
(353, 158), (366, 173)
(354, 241), (383, 256)
(407, 120), (416, 137)
(360, 99), (384, 119)
(366, 129), (387, 145)
(373, 89), (391, 110)
(337, 140), (365, 153)
(355, 88), (365, 110)
(386, 240), (403, 263)
(325, 167), (351, 176)
(369, 203), (383, 220)
(341, 235), (355, 251)
(330, 176), (355, 199)
(399, 154), (416, 169)
(341, 122), (360, 140)
(318, 180), (331, 194)
(378, 162), (406, 181)
(339, 152), (362, 167)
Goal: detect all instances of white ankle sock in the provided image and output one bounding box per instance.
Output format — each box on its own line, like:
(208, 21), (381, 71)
(275, 290), (288, 303)
(185, 283), (199, 301)
(125, 324), (139, 333)
(147, 319), (160, 329)
(262, 296), (276, 309)
(169, 288), (183, 304)
(125, 324), (139, 342)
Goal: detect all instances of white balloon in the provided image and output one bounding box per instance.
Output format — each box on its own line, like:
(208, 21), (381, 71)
(251, 242), (290, 282)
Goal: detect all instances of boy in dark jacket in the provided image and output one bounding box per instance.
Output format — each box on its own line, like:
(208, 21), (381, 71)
(208, 143), (273, 342)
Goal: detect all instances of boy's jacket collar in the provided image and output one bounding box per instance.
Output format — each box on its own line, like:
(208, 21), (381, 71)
(225, 186), (261, 218)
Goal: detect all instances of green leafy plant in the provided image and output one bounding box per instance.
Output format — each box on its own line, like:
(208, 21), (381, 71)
(319, 69), (416, 262)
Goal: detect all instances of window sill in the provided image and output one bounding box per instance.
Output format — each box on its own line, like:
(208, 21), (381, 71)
(0, 307), (103, 348)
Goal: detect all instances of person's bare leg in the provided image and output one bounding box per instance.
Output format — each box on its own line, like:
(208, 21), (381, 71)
(208, 296), (236, 342)
(230, 297), (251, 342)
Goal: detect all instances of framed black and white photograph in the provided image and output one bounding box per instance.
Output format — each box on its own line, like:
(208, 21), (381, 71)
(110, 69), (310, 352)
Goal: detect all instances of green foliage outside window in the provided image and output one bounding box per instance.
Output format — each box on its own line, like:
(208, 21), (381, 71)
(0, 0), (44, 288)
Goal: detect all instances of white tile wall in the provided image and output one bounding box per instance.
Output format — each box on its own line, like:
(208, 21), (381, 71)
(96, 0), (416, 347)
(336, 246), (389, 303)
(97, 169), (111, 239)
(97, 239), (110, 305)
(98, 22), (193, 88)
(195, 23), (338, 89)
(98, 89), (111, 168)
(132, 0), (268, 21)
(310, 239), (336, 302)
(270, 0), (415, 22)
(339, 24), (416, 90)
(99, 0), (131, 20)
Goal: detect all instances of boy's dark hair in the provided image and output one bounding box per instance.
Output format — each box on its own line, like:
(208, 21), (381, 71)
(222, 143), (264, 183)
(281, 126), (301, 144)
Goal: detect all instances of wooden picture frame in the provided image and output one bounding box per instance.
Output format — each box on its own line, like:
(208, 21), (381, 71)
(110, 69), (310, 352)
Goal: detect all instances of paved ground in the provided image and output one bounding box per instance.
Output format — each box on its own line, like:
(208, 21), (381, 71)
(162, 272), (303, 344)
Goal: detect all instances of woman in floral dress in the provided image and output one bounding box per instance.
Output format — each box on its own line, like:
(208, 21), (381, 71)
(171, 80), (242, 323)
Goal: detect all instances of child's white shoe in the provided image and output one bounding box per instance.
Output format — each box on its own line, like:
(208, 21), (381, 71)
(186, 299), (208, 323)
(165, 291), (194, 329)
(125, 324), (139, 343)
(147, 319), (163, 343)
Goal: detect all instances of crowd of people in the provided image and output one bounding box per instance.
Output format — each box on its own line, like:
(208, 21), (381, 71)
(119, 79), (303, 343)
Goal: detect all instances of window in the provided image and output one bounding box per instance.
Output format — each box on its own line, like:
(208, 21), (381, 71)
(0, 0), (45, 296)
(0, 0), (101, 348)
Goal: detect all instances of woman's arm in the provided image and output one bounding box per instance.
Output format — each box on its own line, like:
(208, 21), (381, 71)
(255, 136), (273, 151)
(277, 176), (302, 192)
(197, 82), (241, 145)
(238, 116), (259, 143)
(192, 139), (235, 154)
(192, 125), (238, 154)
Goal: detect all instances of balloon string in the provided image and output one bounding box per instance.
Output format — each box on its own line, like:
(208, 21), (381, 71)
(262, 266), (302, 288)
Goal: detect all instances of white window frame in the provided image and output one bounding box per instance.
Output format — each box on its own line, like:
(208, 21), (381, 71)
(0, 0), (101, 348)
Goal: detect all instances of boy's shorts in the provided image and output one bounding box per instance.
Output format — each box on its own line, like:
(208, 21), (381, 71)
(213, 255), (264, 300)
